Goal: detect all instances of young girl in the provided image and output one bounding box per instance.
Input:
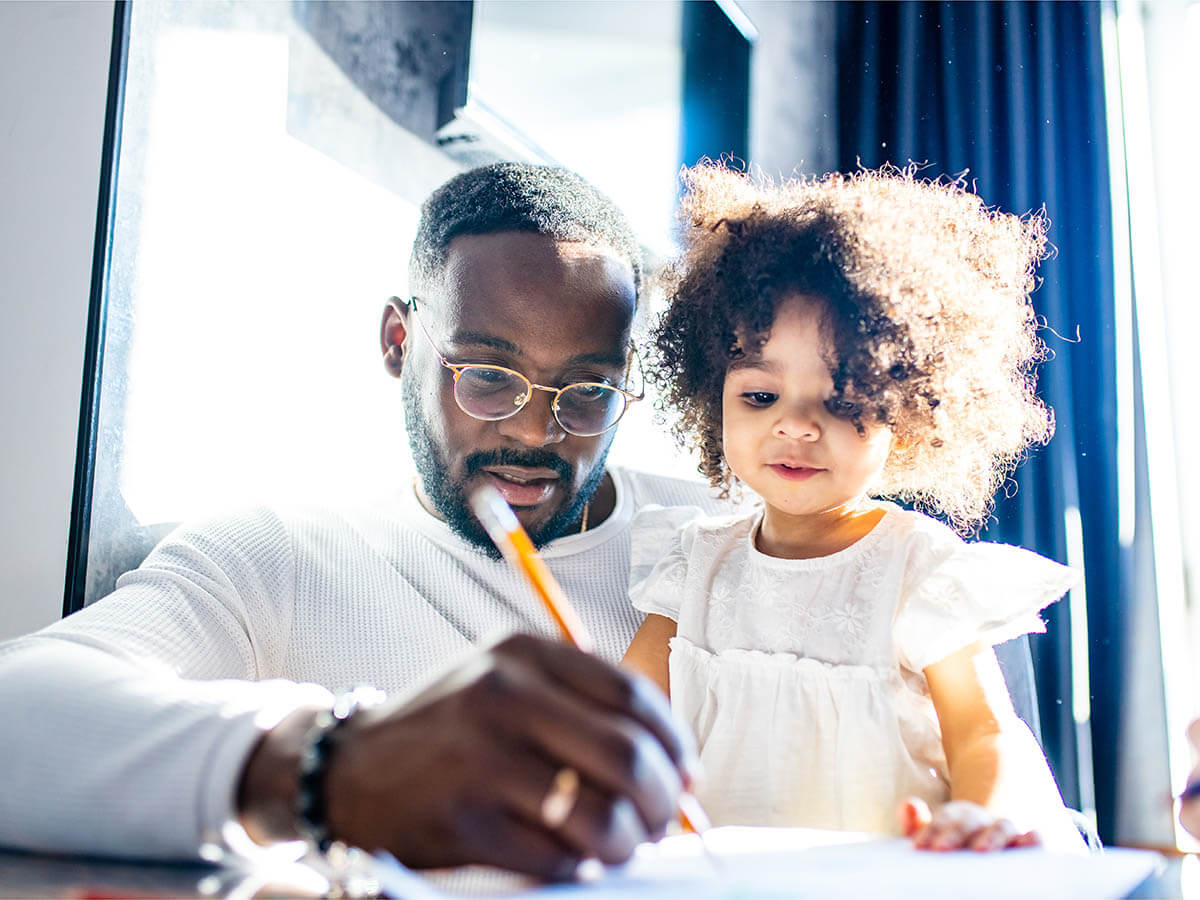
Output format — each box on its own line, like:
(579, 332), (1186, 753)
(624, 163), (1083, 852)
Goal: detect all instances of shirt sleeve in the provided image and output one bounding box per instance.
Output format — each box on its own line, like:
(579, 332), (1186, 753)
(893, 540), (1081, 673)
(627, 504), (704, 622)
(0, 507), (334, 860)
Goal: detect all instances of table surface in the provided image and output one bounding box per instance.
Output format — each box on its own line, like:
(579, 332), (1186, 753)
(0, 846), (1188, 899)
(0, 848), (332, 899)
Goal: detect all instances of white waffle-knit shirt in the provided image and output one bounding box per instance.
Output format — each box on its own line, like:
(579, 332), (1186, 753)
(0, 466), (721, 860)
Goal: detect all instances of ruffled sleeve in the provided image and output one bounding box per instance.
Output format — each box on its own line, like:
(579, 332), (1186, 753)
(627, 504), (704, 621)
(894, 541), (1081, 673)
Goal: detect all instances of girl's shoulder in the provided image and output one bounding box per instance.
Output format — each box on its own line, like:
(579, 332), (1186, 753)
(878, 503), (1079, 601)
(631, 503), (757, 545)
(886, 505), (1081, 672)
(628, 504), (756, 581)
(876, 502), (963, 550)
(627, 505), (758, 617)
(878, 504), (1077, 590)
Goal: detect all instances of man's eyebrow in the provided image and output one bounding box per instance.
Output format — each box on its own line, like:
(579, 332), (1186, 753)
(448, 330), (520, 354)
(448, 330), (627, 369)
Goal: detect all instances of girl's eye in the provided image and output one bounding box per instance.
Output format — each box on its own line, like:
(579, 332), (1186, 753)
(741, 391), (777, 407)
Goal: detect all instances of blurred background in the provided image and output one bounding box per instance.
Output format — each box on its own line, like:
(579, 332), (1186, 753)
(2, 0), (1198, 857)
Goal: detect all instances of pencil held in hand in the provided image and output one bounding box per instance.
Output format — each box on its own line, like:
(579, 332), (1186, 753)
(470, 485), (594, 652)
(469, 484), (716, 847)
(678, 790), (712, 834)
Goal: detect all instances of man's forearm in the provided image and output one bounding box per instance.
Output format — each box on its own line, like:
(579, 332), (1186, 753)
(0, 636), (329, 858)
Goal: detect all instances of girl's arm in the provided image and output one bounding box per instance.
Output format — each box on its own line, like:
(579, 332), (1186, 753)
(621, 613), (677, 697)
(923, 641), (1083, 851)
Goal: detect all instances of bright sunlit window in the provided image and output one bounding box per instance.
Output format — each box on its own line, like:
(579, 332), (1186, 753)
(468, 0), (683, 261)
(86, 1), (699, 605)
(1105, 0), (1200, 848)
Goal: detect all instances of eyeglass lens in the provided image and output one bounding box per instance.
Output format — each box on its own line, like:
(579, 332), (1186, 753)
(453, 367), (627, 436)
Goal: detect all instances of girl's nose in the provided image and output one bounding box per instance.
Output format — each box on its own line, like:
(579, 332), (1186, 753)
(773, 406), (822, 441)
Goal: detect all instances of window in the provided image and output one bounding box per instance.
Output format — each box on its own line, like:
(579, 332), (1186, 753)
(78, 1), (750, 606)
(1103, 0), (1200, 848)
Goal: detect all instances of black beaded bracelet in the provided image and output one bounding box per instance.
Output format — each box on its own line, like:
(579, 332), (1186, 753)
(295, 686), (384, 853)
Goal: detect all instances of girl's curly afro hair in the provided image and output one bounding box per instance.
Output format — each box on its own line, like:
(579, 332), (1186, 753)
(652, 162), (1054, 533)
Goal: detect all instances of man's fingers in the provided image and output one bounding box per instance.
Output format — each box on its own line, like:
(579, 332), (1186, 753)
(493, 635), (699, 779)
(328, 636), (692, 877)
(551, 781), (646, 864)
(455, 809), (581, 882)
(482, 750), (652, 865)
(473, 644), (681, 835)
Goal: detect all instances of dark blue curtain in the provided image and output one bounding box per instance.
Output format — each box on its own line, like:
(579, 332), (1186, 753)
(835, 1), (1120, 839)
(680, 0), (751, 168)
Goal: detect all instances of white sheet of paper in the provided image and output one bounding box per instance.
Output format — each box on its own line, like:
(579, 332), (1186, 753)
(503, 826), (1162, 899)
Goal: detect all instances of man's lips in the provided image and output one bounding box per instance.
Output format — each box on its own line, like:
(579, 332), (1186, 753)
(483, 465), (561, 482)
(480, 466), (560, 507)
(768, 462), (823, 482)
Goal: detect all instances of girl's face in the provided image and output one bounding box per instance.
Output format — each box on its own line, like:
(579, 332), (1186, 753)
(721, 294), (892, 526)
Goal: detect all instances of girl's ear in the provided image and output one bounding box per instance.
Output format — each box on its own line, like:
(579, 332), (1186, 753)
(380, 296), (411, 380)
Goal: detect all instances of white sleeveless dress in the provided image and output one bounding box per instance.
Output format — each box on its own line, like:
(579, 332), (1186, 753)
(628, 502), (1079, 835)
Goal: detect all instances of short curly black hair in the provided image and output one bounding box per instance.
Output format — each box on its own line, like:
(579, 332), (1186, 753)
(654, 163), (1054, 532)
(409, 162), (643, 297)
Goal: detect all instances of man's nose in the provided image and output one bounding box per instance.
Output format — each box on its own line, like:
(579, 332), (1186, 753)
(496, 388), (567, 447)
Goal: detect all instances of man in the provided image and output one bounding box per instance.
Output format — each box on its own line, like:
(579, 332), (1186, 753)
(0, 163), (721, 880)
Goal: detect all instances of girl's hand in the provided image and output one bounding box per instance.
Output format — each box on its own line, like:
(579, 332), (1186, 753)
(900, 797), (1041, 852)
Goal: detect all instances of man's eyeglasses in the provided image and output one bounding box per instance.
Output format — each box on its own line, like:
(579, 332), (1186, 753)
(402, 297), (644, 437)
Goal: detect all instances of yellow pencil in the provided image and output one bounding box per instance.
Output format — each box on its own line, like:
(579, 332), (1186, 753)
(471, 484), (595, 654)
(469, 483), (713, 839)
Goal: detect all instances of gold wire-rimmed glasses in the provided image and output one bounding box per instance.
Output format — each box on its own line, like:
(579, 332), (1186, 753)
(402, 296), (644, 437)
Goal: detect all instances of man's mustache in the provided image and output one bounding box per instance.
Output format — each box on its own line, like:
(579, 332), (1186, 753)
(463, 448), (574, 482)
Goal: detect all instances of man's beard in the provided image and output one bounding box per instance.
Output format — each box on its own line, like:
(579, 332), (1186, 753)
(403, 373), (610, 555)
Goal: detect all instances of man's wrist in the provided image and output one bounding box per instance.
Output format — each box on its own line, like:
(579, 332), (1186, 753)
(294, 687), (386, 852)
(236, 706), (324, 846)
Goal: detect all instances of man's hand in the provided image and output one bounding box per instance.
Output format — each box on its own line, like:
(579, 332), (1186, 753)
(900, 798), (1040, 852)
(1181, 718), (1200, 840)
(238, 634), (696, 880)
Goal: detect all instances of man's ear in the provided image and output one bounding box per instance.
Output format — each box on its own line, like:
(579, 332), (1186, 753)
(380, 296), (411, 380)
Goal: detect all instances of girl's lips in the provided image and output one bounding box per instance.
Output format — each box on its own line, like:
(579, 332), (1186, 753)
(482, 470), (557, 507)
(769, 463), (821, 482)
